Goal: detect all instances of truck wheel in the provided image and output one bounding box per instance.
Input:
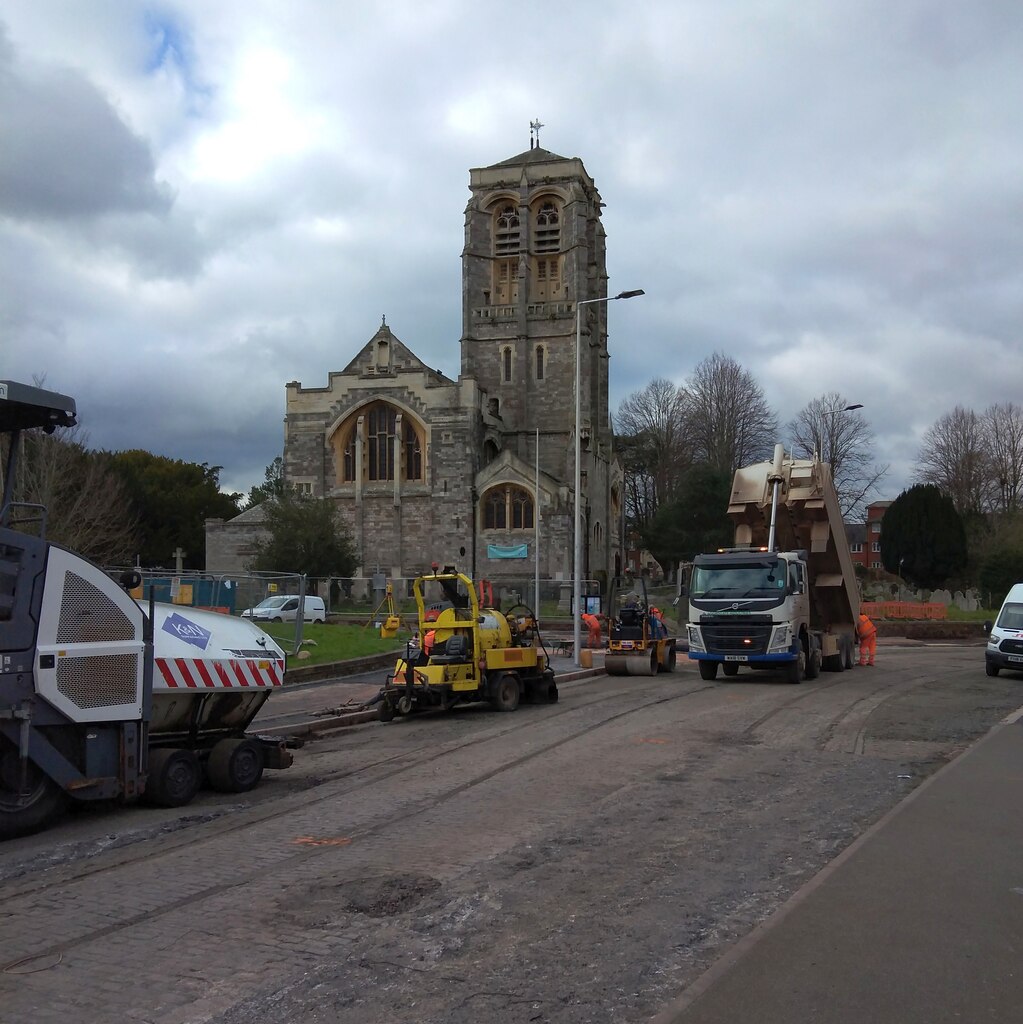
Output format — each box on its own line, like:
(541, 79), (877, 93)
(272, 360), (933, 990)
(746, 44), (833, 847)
(722, 663), (739, 677)
(490, 673), (520, 712)
(145, 748), (201, 807)
(786, 648), (806, 684)
(805, 643), (821, 680)
(0, 740), (65, 839)
(843, 642), (855, 670)
(699, 661), (719, 681)
(207, 738), (265, 793)
(986, 662), (1000, 677)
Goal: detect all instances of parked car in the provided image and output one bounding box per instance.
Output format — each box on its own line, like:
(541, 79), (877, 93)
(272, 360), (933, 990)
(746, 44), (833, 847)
(241, 595), (326, 624)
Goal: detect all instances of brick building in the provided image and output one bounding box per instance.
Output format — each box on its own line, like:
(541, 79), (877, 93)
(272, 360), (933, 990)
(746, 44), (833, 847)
(845, 500), (892, 571)
(208, 144), (626, 583)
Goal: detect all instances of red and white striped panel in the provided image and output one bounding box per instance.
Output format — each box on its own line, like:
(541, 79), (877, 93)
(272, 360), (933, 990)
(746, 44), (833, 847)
(155, 657), (285, 690)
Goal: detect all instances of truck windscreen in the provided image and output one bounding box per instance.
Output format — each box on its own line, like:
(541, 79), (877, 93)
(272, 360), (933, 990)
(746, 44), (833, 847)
(690, 560), (786, 599)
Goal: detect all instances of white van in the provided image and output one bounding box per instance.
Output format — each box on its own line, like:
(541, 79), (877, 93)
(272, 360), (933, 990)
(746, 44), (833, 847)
(984, 583), (1023, 676)
(241, 595), (326, 624)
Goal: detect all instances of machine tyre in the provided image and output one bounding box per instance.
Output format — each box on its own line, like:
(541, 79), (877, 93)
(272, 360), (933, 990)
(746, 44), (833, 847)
(786, 647), (806, 684)
(986, 661), (1000, 677)
(0, 739), (66, 839)
(207, 738), (265, 794)
(843, 641), (855, 670)
(145, 748), (201, 807)
(545, 681), (559, 704)
(698, 661), (719, 681)
(805, 642), (821, 680)
(490, 673), (520, 712)
(663, 645), (678, 673)
(721, 663), (739, 677)
(379, 700), (396, 722)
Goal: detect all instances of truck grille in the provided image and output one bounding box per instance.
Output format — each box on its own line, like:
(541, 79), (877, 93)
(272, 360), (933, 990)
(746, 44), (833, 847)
(999, 638), (1023, 656)
(699, 616), (773, 655)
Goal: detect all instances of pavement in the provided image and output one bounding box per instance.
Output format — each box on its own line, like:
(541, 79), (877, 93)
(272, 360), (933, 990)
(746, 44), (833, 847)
(654, 703), (1023, 1024)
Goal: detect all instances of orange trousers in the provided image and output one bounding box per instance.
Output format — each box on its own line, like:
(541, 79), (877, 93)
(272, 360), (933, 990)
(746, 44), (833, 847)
(858, 633), (876, 665)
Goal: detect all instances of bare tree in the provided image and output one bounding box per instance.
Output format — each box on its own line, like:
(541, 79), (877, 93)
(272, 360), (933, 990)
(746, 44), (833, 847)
(685, 352), (778, 474)
(614, 378), (692, 547)
(914, 406), (992, 516)
(983, 402), (1023, 514)
(786, 392), (888, 520)
(1, 425), (139, 564)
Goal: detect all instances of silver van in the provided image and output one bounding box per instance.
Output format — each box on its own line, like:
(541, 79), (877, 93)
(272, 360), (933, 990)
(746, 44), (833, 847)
(984, 582), (1023, 676)
(241, 595), (326, 624)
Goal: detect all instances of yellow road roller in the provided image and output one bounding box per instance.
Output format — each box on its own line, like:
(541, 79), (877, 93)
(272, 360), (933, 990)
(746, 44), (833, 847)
(605, 576), (678, 676)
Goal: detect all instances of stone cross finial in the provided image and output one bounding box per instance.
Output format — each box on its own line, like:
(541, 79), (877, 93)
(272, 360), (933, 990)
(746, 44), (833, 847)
(530, 119), (544, 149)
(173, 547), (186, 573)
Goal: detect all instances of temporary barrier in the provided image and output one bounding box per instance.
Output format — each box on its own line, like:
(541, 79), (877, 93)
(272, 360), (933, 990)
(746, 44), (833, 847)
(860, 601), (947, 620)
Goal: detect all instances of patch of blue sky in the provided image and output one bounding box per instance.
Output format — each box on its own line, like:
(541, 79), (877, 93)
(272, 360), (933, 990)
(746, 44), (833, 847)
(143, 7), (212, 114)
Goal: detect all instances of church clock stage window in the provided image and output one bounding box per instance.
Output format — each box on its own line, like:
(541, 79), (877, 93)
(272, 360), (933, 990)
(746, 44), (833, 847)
(483, 485), (534, 531)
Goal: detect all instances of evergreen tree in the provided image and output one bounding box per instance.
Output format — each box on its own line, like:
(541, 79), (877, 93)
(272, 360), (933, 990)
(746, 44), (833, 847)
(249, 493), (358, 578)
(246, 456), (285, 507)
(879, 484), (967, 589)
(641, 463), (734, 571)
(109, 451), (241, 569)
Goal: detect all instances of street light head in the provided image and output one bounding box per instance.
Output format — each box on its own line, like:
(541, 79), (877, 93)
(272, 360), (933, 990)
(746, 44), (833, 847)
(615, 289), (645, 300)
(844, 403), (863, 412)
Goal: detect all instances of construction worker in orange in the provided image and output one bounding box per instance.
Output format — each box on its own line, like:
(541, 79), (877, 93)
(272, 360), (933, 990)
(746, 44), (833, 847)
(423, 609), (440, 657)
(581, 611), (603, 649)
(857, 611), (877, 666)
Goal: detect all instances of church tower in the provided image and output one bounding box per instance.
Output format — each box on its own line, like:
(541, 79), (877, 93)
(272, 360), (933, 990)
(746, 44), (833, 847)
(460, 141), (621, 581)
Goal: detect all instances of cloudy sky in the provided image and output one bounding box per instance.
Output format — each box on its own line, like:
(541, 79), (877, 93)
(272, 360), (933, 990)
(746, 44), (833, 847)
(2, 1), (1020, 502)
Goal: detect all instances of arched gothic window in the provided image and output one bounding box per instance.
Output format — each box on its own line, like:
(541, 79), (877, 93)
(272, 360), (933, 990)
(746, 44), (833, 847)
(535, 345), (545, 381)
(482, 485), (534, 531)
(493, 202), (520, 304)
(335, 402), (425, 484)
(531, 198), (562, 300)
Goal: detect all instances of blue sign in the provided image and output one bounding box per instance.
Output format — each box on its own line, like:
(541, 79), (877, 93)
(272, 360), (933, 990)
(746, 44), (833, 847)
(162, 612), (212, 651)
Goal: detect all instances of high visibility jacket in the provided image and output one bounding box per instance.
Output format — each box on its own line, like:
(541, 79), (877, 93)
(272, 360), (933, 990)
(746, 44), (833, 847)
(857, 614), (876, 640)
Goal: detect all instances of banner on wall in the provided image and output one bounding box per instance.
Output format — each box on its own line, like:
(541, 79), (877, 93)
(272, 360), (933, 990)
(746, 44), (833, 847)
(487, 544), (529, 559)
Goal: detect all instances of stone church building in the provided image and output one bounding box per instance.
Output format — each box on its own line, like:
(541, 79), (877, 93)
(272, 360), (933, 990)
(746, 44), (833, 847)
(208, 144), (628, 586)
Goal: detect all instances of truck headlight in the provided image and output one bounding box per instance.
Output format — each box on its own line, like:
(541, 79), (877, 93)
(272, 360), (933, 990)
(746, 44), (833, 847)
(688, 625), (705, 652)
(768, 626), (791, 653)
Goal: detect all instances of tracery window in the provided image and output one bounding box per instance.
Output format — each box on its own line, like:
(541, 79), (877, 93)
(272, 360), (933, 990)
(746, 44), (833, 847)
(335, 402), (424, 484)
(482, 485), (534, 531)
(534, 200), (560, 253)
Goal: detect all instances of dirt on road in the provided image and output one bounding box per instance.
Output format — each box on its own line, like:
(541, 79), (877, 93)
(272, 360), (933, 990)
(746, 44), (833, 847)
(1, 645), (1019, 1024)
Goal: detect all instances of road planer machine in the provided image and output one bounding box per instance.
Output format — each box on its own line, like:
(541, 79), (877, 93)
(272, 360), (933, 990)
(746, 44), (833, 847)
(378, 568), (558, 720)
(0, 380), (292, 839)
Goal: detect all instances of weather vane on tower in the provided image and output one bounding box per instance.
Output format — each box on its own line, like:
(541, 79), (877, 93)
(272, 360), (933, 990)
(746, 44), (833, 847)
(529, 119), (545, 150)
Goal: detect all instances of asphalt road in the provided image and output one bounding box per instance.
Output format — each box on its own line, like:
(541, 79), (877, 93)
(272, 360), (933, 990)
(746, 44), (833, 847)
(0, 644), (1019, 1024)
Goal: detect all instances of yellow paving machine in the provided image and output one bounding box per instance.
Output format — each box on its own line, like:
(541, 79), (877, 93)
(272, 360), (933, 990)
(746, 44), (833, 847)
(604, 576), (678, 676)
(378, 568), (558, 720)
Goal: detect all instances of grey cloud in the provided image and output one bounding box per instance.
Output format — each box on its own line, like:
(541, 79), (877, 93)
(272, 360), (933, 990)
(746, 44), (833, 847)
(0, 26), (172, 221)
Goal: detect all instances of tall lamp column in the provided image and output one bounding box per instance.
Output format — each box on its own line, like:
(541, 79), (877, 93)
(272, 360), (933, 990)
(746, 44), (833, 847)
(573, 288), (645, 667)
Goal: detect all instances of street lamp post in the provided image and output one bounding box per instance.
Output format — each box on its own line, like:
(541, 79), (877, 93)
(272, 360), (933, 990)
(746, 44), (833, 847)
(573, 288), (644, 667)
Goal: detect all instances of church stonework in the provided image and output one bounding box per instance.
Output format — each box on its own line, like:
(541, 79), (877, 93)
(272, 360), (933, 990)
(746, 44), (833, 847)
(217, 145), (624, 584)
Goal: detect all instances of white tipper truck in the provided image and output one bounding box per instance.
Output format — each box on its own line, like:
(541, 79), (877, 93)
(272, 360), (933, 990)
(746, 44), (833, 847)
(685, 444), (860, 683)
(0, 380), (292, 838)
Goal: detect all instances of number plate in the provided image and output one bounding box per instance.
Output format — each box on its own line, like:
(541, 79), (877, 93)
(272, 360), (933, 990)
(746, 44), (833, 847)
(725, 655), (748, 662)
(1008, 655), (1023, 663)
